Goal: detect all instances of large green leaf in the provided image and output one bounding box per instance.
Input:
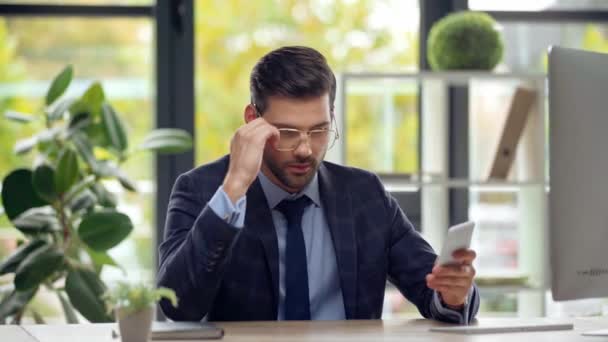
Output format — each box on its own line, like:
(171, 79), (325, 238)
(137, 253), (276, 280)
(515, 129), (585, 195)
(13, 136), (37, 155)
(57, 291), (79, 324)
(46, 65), (73, 106)
(15, 127), (62, 156)
(81, 82), (105, 109)
(65, 267), (112, 322)
(37, 126), (62, 143)
(64, 175), (96, 203)
(95, 163), (136, 192)
(140, 129), (193, 154)
(1, 169), (48, 220)
(0, 239), (47, 276)
(55, 149), (80, 194)
(90, 183), (117, 208)
(69, 189), (97, 214)
(14, 244), (64, 291)
(101, 103), (128, 153)
(92, 160), (116, 178)
(48, 98), (74, 122)
(78, 209), (133, 251)
(85, 246), (121, 274)
(32, 164), (57, 202)
(12, 207), (60, 235)
(88, 124), (113, 148)
(116, 172), (137, 192)
(69, 99), (91, 117)
(72, 133), (101, 174)
(4, 110), (35, 123)
(0, 288), (38, 321)
(67, 112), (92, 135)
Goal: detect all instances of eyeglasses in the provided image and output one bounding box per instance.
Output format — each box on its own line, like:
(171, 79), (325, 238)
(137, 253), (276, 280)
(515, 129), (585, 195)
(252, 103), (340, 152)
(274, 127), (338, 151)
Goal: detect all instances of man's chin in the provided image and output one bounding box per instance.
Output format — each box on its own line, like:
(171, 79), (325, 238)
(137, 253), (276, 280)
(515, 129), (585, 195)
(282, 170), (315, 191)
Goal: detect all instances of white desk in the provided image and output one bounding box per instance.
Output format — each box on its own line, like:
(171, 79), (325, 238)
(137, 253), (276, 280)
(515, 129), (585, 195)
(4, 317), (608, 342)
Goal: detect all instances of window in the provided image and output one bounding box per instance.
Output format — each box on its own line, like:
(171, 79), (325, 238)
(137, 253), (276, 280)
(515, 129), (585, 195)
(0, 16), (155, 283)
(194, 0), (420, 172)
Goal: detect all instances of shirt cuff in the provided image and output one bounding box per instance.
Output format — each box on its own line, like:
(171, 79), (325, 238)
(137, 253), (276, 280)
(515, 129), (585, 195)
(207, 185), (247, 228)
(431, 287), (474, 325)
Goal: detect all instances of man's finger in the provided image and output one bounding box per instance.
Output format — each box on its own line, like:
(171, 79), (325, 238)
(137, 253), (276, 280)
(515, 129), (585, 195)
(435, 286), (469, 298)
(255, 124), (280, 142)
(452, 249), (476, 264)
(433, 265), (475, 278)
(428, 277), (471, 288)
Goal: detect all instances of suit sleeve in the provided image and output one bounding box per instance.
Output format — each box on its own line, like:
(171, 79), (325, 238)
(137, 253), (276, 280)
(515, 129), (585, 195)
(157, 173), (243, 321)
(381, 179), (479, 324)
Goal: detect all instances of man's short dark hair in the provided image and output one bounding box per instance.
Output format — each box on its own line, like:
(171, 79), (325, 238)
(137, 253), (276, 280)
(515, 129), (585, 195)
(250, 46), (336, 115)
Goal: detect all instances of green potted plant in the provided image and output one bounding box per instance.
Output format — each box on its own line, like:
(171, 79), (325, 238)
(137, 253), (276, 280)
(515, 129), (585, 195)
(104, 282), (177, 342)
(427, 11), (504, 70)
(0, 65), (192, 323)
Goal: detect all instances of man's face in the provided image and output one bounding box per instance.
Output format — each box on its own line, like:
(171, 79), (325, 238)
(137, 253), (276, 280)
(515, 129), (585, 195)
(260, 94), (332, 193)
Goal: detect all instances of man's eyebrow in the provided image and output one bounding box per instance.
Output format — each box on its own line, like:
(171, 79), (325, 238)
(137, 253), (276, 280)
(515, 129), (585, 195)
(311, 121), (331, 129)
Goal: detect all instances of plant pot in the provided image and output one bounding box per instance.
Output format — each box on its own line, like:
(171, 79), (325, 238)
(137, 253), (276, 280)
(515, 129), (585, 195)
(117, 305), (155, 342)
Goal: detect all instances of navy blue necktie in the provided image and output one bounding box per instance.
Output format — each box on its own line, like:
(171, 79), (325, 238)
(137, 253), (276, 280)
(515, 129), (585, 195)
(276, 196), (312, 320)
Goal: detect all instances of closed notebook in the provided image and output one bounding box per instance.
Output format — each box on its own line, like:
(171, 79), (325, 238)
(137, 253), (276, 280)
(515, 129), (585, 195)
(151, 322), (224, 340)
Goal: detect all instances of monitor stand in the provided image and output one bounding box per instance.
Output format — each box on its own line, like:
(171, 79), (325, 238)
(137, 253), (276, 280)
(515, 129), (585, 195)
(582, 329), (608, 337)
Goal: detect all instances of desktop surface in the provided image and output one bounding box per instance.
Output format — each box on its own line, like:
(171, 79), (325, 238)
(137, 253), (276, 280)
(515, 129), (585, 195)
(6, 317), (608, 342)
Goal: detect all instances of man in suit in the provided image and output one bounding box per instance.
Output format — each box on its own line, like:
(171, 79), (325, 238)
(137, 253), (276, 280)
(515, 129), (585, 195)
(158, 46), (479, 323)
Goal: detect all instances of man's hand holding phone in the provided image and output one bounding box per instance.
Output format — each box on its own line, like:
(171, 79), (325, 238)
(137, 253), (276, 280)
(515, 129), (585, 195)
(425, 222), (477, 308)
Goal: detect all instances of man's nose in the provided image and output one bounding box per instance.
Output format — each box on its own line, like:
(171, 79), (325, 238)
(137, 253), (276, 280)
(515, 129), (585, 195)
(293, 135), (312, 158)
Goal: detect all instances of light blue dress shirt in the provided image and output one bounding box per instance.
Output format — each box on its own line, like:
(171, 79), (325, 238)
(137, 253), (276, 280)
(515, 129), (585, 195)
(208, 171), (470, 323)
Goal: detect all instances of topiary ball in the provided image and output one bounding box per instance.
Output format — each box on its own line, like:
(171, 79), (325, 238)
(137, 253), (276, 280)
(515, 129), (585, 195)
(427, 11), (504, 70)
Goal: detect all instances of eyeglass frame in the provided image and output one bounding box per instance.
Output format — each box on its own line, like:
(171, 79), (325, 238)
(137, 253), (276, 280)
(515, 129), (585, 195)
(251, 103), (340, 152)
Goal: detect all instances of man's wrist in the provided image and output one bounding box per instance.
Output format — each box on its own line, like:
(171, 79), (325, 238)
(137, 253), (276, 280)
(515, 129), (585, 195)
(223, 174), (249, 205)
(439, 293), (465, 310)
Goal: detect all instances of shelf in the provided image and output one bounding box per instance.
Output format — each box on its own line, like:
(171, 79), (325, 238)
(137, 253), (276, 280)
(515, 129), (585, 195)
(475, 274), (543, 293)
(339, 69), (550, 317)
(341, 71), (547, 86)
(382, 177), (548, 193)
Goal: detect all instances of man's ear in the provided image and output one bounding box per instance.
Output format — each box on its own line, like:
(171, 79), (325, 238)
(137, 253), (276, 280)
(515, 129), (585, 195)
(244, 104), (257, 123)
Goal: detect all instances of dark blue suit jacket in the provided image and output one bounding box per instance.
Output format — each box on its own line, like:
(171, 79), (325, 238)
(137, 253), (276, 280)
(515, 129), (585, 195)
(157, 155), (479, 321)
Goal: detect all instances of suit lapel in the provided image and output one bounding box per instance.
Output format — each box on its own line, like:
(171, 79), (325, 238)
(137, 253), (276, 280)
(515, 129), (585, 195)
(318, 163), (358, 319)
(244, 178), (279, 319)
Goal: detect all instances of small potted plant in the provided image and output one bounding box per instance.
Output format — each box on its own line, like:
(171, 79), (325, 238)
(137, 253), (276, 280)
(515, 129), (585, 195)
(103, 282), (178, 342)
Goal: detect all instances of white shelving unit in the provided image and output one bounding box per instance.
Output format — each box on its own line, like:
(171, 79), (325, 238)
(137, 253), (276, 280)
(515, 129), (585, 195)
(334, 71), (549, 317)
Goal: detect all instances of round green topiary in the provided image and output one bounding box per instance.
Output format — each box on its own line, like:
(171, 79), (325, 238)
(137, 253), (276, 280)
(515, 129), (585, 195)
(427, 11), (504, 70)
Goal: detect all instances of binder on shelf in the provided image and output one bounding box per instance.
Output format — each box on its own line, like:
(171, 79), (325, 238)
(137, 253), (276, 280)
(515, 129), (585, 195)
(487, 87), (538, 180)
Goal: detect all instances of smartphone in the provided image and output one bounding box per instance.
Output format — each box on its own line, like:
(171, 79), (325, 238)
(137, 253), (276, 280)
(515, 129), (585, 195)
(436, 221), (475, 266)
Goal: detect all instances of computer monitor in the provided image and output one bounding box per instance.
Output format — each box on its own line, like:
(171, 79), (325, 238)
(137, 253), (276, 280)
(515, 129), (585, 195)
(549, 46), (608, 335)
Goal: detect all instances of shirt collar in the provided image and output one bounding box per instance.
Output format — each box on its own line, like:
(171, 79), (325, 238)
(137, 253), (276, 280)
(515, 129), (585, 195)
(257, 170), (321, 209)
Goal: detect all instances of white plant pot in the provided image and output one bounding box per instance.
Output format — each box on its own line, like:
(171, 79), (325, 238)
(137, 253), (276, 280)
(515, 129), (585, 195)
(117, 305), (154, 342)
